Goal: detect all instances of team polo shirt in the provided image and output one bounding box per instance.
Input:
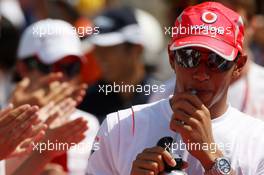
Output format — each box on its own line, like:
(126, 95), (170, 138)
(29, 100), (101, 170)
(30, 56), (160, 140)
(86, 98), (264, 175)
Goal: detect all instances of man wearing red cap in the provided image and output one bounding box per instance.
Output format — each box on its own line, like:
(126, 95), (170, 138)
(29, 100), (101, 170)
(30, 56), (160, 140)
(86, 2), (264, 175)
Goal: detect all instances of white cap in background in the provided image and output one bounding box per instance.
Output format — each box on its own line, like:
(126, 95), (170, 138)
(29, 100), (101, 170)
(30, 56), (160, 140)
(135, 9), (164, 66)
(17, 19), (83, 65)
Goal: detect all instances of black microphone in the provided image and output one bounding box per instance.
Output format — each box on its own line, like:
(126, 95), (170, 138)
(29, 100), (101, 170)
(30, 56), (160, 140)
(157, 137), (184, 173)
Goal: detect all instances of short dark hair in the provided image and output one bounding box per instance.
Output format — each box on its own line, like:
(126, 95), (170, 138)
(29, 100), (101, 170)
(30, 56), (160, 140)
(0, 16), (20, 71)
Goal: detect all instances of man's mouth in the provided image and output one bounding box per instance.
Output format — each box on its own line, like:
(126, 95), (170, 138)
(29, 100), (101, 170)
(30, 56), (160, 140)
(187, 88), (213, 96)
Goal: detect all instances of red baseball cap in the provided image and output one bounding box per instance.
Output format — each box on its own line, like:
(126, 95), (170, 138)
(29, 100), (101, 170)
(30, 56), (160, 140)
(169, 2), (244, 61)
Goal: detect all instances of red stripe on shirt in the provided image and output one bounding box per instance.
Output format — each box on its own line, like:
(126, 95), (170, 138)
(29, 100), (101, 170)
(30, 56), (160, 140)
(131, 107), (135, 136)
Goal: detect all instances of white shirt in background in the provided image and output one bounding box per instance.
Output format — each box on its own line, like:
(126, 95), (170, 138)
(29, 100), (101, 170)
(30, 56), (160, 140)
(0, 161), (5, 175)
(68, 109), (99, 175)
(227, 63), (264, 119)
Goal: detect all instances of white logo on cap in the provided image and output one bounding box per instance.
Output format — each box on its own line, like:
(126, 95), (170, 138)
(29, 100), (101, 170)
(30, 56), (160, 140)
(202, 12), (217, 24)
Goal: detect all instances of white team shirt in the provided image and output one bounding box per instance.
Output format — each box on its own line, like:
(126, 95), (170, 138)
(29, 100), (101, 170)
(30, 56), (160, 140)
(68, 109), (99, 175)
(86, 98), (264, 175)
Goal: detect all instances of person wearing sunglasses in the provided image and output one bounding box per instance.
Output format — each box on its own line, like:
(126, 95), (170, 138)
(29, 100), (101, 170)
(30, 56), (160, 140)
(87, 2), (264, 175)
(20, 55), (82, 80)
(13, 19), (99, 175)
(149, 0), (264, 121)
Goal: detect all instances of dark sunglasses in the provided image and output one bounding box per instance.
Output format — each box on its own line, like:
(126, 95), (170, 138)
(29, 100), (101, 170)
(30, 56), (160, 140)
(24, 57), (81, 78)
(170, 48), (239, 72)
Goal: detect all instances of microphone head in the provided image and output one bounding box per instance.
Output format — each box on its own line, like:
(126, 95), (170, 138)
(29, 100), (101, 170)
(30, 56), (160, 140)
(157, 137), (184, 172)
(157, 136), (174, 152)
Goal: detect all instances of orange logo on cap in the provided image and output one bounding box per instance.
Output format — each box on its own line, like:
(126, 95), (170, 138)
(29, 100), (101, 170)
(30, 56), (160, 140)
(202, 12), (217, 24)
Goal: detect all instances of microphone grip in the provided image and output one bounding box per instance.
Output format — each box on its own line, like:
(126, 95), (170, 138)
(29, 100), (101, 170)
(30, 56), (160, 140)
(157, 137), (184, 172)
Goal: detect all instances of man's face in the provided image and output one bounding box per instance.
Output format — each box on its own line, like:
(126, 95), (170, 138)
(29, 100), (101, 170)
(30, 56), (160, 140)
(170, 47), (243, 108)
(94, 44), (135, 83)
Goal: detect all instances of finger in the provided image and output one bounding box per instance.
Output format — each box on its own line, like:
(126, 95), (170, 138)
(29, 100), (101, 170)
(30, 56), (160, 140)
(32, 130), (46, 142)
(65, 119), (88, 136)
(59, 99), (77, 118)
(62, 107), (76, 121)
(170, 119), (193, 134)
(172, 93), (210, 117)
(44, 82), (69, 104)
(172, 93), (204, 109)
(131, 167), (155, 175)
(8, 109), (40, 141)
(32, 117), (42, 126)
(68, 134), (86, 145)
(171, 110), (200, 128)
(172, 100), (197, 116)
(144, 147), (176, 167)
(46, 82), (72, 104)
(0, 104), (31, 127)
(0, 103), (14, 118)
(38, 72), (63, 88)
(23, 130), (46, 154)
(70, 84), (87, 104)
(42, 101), (56, 114)
(9, 125), (34, 150)
(60, 118), (86, 131)
(53, 85), (75, 104)
(46, 98), (76, 126)
(12, 106), (39, 130)
(31, 123), (48, 138)
(61, 121), (88, 142)
(42, 81), (63, 104)
(137, 152), (165, 172)
(15, 78), (30, 92)
(45, 111), (60, 126)
(133, 159), (159, 175)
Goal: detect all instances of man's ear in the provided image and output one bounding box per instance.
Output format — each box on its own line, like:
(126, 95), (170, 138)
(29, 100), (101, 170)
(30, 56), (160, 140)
(129, 44), (143, 61)
(16, 61), (29, 78)
(232, 54), (247, 79)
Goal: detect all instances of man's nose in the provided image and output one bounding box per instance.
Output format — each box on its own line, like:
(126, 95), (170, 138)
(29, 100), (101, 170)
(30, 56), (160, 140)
(192, 63), (210, 82)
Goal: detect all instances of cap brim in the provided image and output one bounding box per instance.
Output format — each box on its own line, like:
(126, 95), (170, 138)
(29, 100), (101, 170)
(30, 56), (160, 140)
(38, 37), (83, 64)
(169, 35), (238, 61)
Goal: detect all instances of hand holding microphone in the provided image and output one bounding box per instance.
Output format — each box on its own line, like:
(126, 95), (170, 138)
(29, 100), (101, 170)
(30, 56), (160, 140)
(130, 137), (188, 175)
(157, 137), (188, 175)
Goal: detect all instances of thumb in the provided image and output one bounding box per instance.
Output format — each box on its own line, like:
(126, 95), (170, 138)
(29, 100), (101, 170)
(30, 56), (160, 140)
(16, 77), (30, 92)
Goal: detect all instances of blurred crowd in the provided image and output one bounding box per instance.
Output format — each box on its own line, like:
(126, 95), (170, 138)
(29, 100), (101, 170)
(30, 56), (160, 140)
(0, 0), (264, 175)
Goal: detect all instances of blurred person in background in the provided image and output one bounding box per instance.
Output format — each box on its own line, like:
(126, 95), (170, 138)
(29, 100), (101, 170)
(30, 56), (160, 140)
(250, 15), (264, 66)
(0, 16), (20, 108)
(75, 14), (103, 85)
(2, 98), (88, 175)
(78, 6), (162, 123)
(0, 0), (26, 30)
(0, 102), (47, 175)
(134, 8), (165, 80)
(10, 19), (99, 175)
(33, 0), (104, 85)
(0, 16), (86, 175)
